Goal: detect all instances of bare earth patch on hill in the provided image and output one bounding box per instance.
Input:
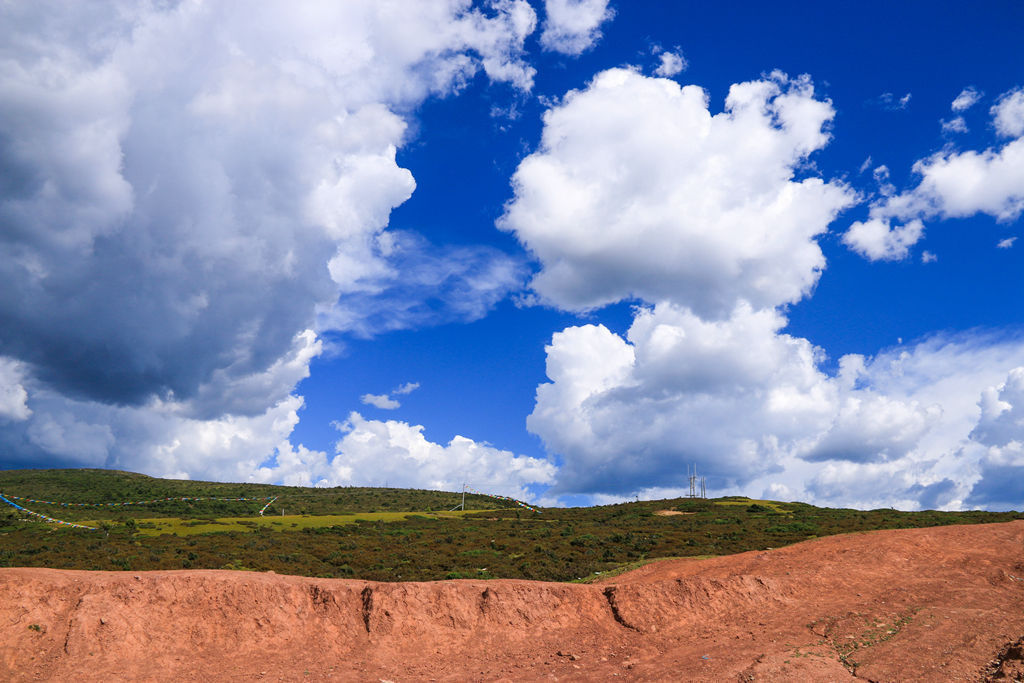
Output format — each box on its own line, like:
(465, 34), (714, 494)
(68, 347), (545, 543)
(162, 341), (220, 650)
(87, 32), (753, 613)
(2, 521), (1023, 681)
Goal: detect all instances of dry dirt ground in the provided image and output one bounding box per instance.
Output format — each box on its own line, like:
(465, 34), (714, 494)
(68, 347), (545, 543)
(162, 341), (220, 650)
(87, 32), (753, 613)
(2, 521), (1023, 682)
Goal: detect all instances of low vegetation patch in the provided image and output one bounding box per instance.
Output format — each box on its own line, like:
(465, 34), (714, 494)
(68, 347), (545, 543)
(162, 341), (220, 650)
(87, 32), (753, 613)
(79, 510), (490, 537)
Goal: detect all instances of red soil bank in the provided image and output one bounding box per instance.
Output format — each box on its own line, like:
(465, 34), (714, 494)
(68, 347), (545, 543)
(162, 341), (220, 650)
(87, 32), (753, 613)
(2, 520), (1023, 682)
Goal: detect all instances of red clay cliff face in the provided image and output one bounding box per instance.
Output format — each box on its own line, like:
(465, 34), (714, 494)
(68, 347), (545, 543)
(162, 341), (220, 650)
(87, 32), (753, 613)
(2, 520), (1023, 682)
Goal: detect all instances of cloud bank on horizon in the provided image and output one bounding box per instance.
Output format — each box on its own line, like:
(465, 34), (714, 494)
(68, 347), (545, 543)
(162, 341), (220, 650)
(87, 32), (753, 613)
(1, 1), (1022, 511)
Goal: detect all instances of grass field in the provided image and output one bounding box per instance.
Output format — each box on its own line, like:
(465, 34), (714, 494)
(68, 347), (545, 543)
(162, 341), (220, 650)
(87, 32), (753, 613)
(713, 498), (793, 513)
(2, 469), (1021, 582)
(94, 510), (499, 537)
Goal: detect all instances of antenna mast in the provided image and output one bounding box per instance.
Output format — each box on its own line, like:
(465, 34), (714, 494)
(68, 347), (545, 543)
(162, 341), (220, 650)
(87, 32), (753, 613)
(687, 464), (707, 499)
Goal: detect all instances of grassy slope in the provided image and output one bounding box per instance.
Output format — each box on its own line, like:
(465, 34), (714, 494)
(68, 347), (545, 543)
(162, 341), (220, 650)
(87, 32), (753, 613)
(1, 469), (1021, 582)
(0, 468), (502, 518)
(97, 510), (495, 537)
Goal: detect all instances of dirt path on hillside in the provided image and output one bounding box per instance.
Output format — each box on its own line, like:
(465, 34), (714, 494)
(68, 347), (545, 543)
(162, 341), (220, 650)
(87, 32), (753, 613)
(2, 521), (1023, 682)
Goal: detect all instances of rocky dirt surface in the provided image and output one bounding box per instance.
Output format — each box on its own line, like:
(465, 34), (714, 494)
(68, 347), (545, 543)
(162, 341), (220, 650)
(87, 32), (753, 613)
(2, 520), (1023, 682)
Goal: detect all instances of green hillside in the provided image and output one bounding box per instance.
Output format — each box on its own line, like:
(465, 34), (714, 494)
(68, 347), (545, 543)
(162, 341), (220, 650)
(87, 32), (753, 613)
(1, 469), (1020, 582)
(0, 468), (504, 518)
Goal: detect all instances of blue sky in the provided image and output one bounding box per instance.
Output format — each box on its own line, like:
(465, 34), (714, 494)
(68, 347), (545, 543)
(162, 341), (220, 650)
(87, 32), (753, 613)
(1, 1), (1023, 510)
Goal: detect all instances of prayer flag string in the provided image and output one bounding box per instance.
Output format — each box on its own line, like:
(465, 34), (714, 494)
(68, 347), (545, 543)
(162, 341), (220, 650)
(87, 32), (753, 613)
(0, 492), (277, 531)
(258, 497), (277, 516)
(1, 494), (276, 507)
(0, 493), (97, 530)
(464, 487), (541, 513)
(0, 486), (538, 531)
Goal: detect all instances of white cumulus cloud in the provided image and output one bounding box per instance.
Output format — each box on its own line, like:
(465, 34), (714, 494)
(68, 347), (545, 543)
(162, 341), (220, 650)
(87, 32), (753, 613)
(1, 331), (323, 479)
(972, 367), (1024, 449)
(527, 303), (836, 495)
(393, 382), (420, 395)
(252, 413), (556, 498)
(539, 0), (614, 55)
(501, 68), (856, 317)
(506, 69), (1024, 509)
(961, 367), (1024, 509)
(951, 87), (982, 112)
(884, 141), (1024, 223)
(0, 1), (539, 483)
(361, 394), (401, 410)
(845, 85), (1024, 261)
(941, 116), (968, 134)
(653, 49), (687, 78)
(529, 303), (1024, 508)
(359, 381), (421, 410)
(992, 88), (1024, 138)
(0, 358), (31, 422)
(843, 218), (924, 261)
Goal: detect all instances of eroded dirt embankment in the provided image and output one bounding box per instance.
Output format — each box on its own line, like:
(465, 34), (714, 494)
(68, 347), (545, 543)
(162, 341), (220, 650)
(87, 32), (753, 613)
(2, 520), (1024, 682)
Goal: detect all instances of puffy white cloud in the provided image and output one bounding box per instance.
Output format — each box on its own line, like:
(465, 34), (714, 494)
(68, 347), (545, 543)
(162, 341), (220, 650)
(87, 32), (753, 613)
(872, 164), (896, 196)
(992, 88), (1024, 138)
(529, 303), (973, 500)
(843, 218), (924, 261)
(653, 49), (687, 78)
(506, 67), (1012, 506)
(2, 333), (554, 498)
(0, 1), (534, 407)
(587, 485), (694, 506)
(882, 139), (1024, 223)
(183, 330), (323, 421)
(25, 411), (116, 465)
(393, 382), (420, 395)
(501, 69), (855, 316)
(846, 85), (1024, 261)
(361, 394), (401, 410)
(802, 337), (1024, 510)
(0, 1), (539, 478)
(359, 381), (420, 410)
(803, 393), (940, 463)
(506, 66), (1024, 509)
(0, 358), (31, 422)
(962, 367), (1024, 509)
(805, 461), (957, 511)
(0, 386), (316, 481)
(0, 330), (323, 479)
(114, 395), (314, 484)
(951, 87), (982, 112)
(304, 413), (557, 498)
(539, 0), (613, 55)
(921, 250), (937, 263)
(972, 367), (1024, 449)
(940, 116), (968, 133)
(528, 303), (837, 495)
(998, 236), (1017, 249)
(762, 482), (794, 501)
(528, 292), (1024, 507)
